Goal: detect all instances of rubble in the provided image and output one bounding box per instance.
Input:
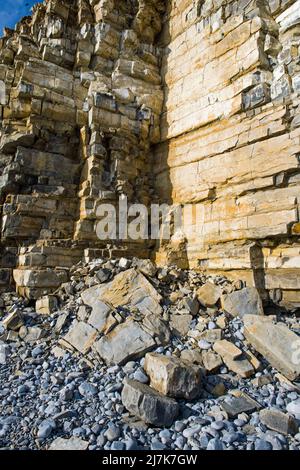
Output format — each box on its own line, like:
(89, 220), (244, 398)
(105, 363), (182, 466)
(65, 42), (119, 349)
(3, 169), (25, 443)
(1, 257), (300, 450)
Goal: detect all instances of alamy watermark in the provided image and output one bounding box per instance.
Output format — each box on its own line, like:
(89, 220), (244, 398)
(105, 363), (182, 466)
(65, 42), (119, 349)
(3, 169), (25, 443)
(95, 196), (204, 242)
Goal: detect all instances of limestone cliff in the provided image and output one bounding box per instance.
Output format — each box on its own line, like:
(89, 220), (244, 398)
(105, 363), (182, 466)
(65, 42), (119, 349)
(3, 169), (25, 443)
(0, 0), (300, 308)
(154, 0), (300, 308)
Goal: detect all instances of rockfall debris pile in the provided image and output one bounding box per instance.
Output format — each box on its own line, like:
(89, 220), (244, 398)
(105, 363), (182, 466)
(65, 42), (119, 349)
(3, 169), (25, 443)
(0, 257), (300, 450)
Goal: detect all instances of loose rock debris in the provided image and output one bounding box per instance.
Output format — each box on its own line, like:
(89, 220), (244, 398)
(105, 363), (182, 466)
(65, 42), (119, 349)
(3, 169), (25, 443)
(0, 257), (300, 450)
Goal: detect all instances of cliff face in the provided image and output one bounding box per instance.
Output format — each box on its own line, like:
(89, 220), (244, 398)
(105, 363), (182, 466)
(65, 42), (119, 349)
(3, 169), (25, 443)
(0, 0), (165, 298)
(0, 0), (300, 307)
(154, 0), (300, 308)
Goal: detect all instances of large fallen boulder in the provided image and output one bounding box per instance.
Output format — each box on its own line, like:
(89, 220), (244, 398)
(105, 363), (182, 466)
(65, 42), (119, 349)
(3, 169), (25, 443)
(93, 319), (156, 365)
(244, 315), (300, 380)
(221, 287), (264, 318)
(121, 378), (179, 427)
(144, 353), (202, 400)
(86, 268), (163, 316)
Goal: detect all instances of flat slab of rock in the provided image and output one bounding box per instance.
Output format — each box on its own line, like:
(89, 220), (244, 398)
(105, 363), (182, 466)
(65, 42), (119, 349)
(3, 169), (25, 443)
(221, 287), (264, 318)
(49, 437), (89, 450)
(213, 339), (254, 378)
(95, 268), (162, 316)
(213, 339), (242, 360)
(221, 391), (260, 418)
(93, 319), (156, 365)
(197, 283), (221, 307)
(259, 409), (298, 435)
(170, 314), (192, 337)
(63, 321), (97, 354)
(121, 378), (179, 427)
(144, 353), (202, 400)
(81, 287), (113, 334)
(244, 315), (300, 380)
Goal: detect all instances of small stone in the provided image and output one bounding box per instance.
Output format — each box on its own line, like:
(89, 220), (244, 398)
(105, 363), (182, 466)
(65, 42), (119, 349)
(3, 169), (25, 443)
(2, 310), (24, 331)
(198, 340), (211, 350)
(133, 369), (149, 384)
(207, 438), (224, 450)
(221, 392), (260, 418)
(36, 295), (58, 315)
(104, 425), (121, 441)
(254, 439), (272, 451)
(259, 408), (298, 435)
(78, 382), (97, 398)
(202, 350), (223, 373)
(49, 437), (89, 450)
(37, 420), (55, 440)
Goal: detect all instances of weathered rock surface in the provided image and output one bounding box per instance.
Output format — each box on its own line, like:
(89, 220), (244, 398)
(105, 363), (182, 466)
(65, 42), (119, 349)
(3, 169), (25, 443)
(49, 437), (89, 451)
(259, 409), (298, 436)
(244, 315), (300, 380)
(93, 319), (156, 366)
(221, 288), (264, 318)
(197, 283), (221, 308)
(144, 353), (202, 400)
(0, 0), (299, 308)
(121, 378), (179, 427)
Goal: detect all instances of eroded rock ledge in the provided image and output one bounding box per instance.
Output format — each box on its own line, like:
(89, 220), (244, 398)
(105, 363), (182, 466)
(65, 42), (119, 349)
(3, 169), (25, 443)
(0, 0), (300, 308)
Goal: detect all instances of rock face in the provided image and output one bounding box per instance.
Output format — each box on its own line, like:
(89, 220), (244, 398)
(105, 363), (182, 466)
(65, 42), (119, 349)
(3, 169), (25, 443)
(244, 315), (300, 380)
(144, 352), (202, 400)
(0, 0), (300, 308)
(0, 0), (165, 298)
(121, 378), (179, 427)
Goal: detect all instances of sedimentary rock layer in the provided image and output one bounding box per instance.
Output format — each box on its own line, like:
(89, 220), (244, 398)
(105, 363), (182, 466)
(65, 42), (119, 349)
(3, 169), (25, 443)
(0, 0), (300, 306)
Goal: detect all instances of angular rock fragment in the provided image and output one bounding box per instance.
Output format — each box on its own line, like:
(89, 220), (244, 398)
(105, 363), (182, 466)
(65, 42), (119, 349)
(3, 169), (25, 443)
(180, 349), (203, 365)
(202, 350), (223, 373)
(221, 287), (264, 318)
(197, 283), (221, 307)
(144, 352), (202, 400)
(93, 319), (156, 365)
(63, 321), (97, 355)
(244, 315), (300, 380)
(213, 340), (255, 378)
(221, 391), (261, 418)
(81, 287), (113, 334)
(121, 378), (179, 427)
(96, 268), (162, 316)
(169, 314), (192, 337)
(36, 295), (58, 315)
(213, 340), (243, 360)
(2, 310), (24, 331)
(259, 409), (298, 436)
